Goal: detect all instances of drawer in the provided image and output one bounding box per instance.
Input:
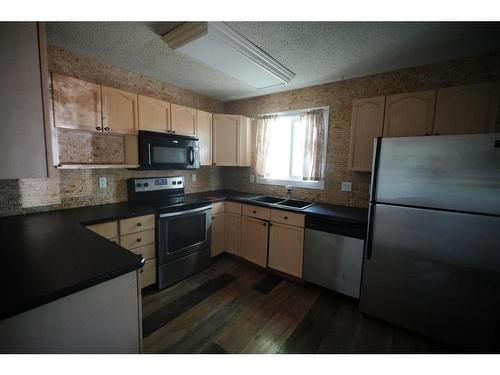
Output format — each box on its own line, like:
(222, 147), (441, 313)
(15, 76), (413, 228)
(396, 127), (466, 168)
(86, 221), (117, 239)
(140, 259), (156, 288)
(120, 214), (155, 235)
(242, 204), (271, 221)
(225, 201), (242, 214)
(120, 229), (155, 250)
(212, 201), (224, 215)
(130, 243), (155, 260)
(271, 209), (305, 227)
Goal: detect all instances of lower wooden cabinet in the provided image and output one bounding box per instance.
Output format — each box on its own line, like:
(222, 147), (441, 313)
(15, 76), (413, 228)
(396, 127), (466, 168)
(86, 214), (157, 289)
(211, 213), (225, 257)
(268, 222), (304, 278)
(86, 220), (118, 239)
(224, 213), (241, 256)
(240, 216), (269, 267)
(140, 259), (156, 288)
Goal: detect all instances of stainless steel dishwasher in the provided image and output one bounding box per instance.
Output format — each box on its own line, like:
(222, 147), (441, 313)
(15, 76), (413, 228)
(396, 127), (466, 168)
(304, 216), (366, 298)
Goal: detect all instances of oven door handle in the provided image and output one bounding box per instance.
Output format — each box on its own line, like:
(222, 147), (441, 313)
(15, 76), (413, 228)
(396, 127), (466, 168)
(159, 205), (212, 218)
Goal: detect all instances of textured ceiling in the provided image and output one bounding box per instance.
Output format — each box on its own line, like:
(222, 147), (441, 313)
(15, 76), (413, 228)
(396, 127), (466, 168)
(46, 22), (500, 101)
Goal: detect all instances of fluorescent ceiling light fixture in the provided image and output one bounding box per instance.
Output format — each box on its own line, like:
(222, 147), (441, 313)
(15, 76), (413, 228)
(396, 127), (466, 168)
(162, 22), (295, 89)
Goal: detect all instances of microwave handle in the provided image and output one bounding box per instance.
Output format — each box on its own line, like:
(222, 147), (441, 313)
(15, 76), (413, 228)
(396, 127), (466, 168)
(188, 147), (195, 165)
(148, 144), (152, 165)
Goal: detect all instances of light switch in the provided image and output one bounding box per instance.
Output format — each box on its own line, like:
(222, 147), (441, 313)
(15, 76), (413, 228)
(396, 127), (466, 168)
(98, 177), (107, 189)
(341, 181), (352, 192)
(191, 174), (197, 183)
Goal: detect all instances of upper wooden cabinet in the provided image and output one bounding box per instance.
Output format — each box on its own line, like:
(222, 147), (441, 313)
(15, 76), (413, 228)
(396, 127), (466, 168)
(52, 73), (102, 132)
(213, 114), (252, 166)
(196, 110), (213, 166)
(138, 95), (170, 133)
(434, 83), (499, 135)
(383, 90), (436, 137)
(171, 104), (197, 137)
(0, 22), (51, 179)
(101, 86), (138, 135)
(348, 96), (385, 172)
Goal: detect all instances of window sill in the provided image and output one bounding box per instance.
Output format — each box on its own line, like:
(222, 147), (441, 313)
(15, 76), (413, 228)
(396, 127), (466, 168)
(255, 176), (325, 190)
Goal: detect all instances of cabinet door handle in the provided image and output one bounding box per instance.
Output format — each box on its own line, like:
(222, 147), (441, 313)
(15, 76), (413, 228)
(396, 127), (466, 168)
(136, 222), (142, 227)
(284, 216), (288, 220)
(263, 223), (267, 227)
(253, 210), (257, 214)
(96, 126), (102, 131)
(136, 238), (142, 242)
(172, 130), (176, 134)
(104, 127), (110, 132)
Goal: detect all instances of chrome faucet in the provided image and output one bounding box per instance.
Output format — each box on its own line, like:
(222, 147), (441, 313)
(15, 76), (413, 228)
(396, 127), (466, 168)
(286, 185), (293, 200)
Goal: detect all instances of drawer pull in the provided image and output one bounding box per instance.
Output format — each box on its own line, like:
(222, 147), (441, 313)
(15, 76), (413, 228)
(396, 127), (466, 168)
(253, 210), (257, 214)
(263, 223), (267, 227)
(137, 222), (142, 227)
(136, 238), (142, 242)
(284, 216), (288, 220)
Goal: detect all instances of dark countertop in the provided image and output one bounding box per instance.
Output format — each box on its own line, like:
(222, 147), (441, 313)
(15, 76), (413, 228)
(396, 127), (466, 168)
(189, 189), (368, 225)
(1, 189), (367, 322)
(0, 202), (155, 321)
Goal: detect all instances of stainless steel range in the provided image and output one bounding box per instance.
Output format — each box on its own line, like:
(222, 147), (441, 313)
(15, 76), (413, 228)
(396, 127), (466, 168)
(127, 176), (212, 289)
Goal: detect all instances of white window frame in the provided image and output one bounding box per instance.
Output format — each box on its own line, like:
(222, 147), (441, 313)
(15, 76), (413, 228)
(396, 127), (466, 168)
(256, 106), (329, 190)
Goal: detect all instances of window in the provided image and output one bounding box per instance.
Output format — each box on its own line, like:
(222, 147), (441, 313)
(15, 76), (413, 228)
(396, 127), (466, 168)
(255, 107), (329, 190)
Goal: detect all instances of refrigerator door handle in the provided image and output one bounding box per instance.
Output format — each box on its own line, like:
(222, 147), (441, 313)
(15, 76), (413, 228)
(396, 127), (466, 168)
(365, 204), (376, 260)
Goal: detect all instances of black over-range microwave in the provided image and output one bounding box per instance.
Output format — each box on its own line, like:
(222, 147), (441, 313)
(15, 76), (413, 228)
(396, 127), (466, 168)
(138, 131), (200, 170)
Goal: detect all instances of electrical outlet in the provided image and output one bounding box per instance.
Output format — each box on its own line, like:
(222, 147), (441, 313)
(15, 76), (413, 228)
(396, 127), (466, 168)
(191, 174), (197, 183)
(249, 175), (255, 183)
(341, 181), (352, 192)
(98, 177), (107, 189)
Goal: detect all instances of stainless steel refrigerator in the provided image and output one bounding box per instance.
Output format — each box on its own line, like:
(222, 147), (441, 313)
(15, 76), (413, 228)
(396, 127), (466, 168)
(360, 133), (500, 350)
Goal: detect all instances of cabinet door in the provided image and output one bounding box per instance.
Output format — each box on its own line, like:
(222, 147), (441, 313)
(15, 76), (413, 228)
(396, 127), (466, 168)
(434, 83), (499, 135)
(211, 213), (225, 257)
(348, 96), (385, 172)
(238, 116), (251, 167)
(171, 104), (197, 136)
(213, 114), (240, 166)
(52, 73), (102, 133)
(240, 216), (268, 267)
(224, 213), (241, 256)
(0, 23), (50, 179)
(102, 86), (138, 135)
(138, 94), (170, 133)
(383, 90), (436, 137)
(196, 110), (212, 165)
(268, 222), (304, 278)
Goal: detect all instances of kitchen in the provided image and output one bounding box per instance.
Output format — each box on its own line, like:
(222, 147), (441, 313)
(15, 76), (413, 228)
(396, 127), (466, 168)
(1, 5), (500, 373)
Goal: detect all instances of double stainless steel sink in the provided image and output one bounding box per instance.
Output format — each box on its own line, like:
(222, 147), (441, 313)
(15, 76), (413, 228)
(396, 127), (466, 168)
(249, 195), (315, 210)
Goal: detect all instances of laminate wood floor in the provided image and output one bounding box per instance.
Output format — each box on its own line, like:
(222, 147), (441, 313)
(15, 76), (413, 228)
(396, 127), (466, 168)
(142, 256), (455, 354)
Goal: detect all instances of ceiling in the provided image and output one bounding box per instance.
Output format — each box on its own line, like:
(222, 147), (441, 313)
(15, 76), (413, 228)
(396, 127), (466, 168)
(46, 22), (500, 101)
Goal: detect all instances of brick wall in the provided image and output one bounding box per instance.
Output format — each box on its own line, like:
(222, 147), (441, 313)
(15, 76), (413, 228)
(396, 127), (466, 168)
(0, 46), (225, 217)
(223, 52), (500, 208)
(1, 48), (499, 217)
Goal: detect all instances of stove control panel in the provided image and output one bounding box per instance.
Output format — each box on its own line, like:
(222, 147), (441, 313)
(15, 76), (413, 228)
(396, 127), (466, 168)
(132, 176), (184, 192)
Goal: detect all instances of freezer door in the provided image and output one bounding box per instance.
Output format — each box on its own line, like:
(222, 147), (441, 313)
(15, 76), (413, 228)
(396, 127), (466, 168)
(374, 133), (500, 215)
(360, 204), (500, 350)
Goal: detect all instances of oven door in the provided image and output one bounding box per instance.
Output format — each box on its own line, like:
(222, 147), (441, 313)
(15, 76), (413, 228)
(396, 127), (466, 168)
(139, 131), (200, 170)
(157, 206), (212, 264)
